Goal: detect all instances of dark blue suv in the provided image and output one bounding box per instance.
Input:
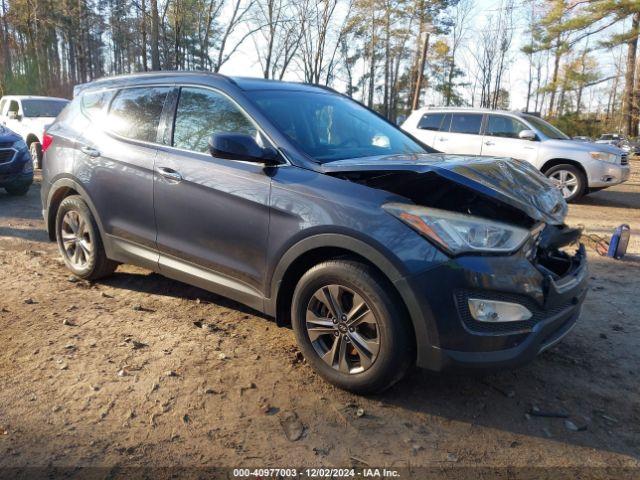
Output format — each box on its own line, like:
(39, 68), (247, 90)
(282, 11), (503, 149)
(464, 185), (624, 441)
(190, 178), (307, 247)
(41, 73), (588, 393)
(0, 125), (33, 196)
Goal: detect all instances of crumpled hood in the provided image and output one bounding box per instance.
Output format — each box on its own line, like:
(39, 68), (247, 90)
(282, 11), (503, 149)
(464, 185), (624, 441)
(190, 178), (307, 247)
(321, 153), (568, 225)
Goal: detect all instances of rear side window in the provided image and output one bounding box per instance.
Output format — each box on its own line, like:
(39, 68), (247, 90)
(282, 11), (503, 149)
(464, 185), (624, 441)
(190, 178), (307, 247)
(173, 87), (258, 154)
(81, 90), (114, 120)
(417, 113), (445, 131)
(485, 115), (528, 138)
(108, 87), (170, 143)
(449, 113), (483, 134)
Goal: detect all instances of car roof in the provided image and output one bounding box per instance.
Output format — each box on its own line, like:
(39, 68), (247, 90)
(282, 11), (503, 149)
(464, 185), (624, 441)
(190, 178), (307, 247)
(0, 95), (69, 102)
(74, 71), (333, 96)
(411, 107), (535, 118)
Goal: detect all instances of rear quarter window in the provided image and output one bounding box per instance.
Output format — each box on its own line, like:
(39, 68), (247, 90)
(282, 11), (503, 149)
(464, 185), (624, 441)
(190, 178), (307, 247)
(107, 87), (170, 143)
(81, 90), (114, 120)
(417, 113), (445, 131)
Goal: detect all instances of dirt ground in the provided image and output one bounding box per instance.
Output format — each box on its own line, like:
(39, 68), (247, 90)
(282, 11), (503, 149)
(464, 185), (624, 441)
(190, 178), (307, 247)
(0, 161), (639, 479)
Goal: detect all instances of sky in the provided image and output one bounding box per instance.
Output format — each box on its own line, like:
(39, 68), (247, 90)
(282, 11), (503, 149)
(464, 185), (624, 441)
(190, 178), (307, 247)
(216, 0), (623, 112)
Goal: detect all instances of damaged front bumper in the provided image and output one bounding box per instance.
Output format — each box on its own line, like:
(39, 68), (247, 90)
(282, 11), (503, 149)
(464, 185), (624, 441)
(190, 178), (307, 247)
(395, 231), (588, 371)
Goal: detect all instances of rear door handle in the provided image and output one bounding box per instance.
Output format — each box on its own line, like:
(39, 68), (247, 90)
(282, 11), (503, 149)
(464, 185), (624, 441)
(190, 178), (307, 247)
(438, 137), (448, 141)
(80, 146), (101, 158)
(156, 167), (182, 183)
(484, 141), (495, 146)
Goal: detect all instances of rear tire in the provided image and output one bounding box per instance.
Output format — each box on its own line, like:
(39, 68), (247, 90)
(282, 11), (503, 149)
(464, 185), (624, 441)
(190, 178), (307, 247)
(291, 259), (414, 394)
(544, 164), (585, 202)
(5, 184), (30, 196)
(55, 195), (117, 280)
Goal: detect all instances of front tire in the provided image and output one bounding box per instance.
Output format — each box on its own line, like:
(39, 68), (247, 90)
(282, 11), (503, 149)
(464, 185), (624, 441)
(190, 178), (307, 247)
(544, 164), (585, 202)
(4, 183), (30, 196)
(29, 142), (42, 169)
(291, 260), (414, 394)
(55, 195), (117, 280)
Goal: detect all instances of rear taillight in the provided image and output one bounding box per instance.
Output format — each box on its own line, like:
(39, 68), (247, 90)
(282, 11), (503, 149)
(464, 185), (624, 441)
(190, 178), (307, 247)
(41, 133), (53, 153)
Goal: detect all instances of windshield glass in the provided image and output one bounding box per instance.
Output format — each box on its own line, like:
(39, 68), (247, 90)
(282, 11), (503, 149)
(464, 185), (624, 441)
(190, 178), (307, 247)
(522, 114), (569, 140)
(246, 90), (429, 162)
(22, 99), (69, 117)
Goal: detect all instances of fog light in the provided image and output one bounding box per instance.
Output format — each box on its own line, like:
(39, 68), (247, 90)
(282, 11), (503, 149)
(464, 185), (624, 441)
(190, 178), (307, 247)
(468, 298), (532, 322)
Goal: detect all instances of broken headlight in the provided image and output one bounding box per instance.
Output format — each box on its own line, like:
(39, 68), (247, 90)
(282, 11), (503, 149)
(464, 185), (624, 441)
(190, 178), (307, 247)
(383, 203), (530, 255)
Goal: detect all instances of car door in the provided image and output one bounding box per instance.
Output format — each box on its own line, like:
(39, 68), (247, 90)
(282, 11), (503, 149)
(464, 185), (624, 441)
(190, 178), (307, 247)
(411, 112), (446, 148)
(481, 114), (539, 164)
(432, 113), (453, 152)
(76, 86), (170, 270)
(440, 112), (484, 155)
(154, 86), (272, 310)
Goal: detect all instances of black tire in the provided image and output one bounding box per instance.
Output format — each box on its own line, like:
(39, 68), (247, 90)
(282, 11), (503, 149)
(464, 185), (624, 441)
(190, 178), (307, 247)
(55, 195), (117, 280)
(291, 260), (414, 394)
(4, 183), (30, 196)
(29, 142), (42, 169)
(544, 164), (585, 202)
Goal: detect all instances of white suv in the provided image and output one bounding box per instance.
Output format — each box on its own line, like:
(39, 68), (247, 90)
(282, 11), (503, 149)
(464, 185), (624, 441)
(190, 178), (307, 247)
(402, 108), (630, 201)
(0, 95), (69, 169)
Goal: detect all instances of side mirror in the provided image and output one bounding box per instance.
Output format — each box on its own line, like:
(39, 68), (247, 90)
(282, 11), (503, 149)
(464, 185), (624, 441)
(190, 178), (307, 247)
(8, 111), (20, 121)
(208, 133), (280, 165)
(518, 129), (537, 141)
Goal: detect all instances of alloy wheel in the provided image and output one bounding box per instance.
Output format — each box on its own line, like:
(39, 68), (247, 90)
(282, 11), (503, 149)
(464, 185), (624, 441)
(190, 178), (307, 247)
(548, 170), (579, 199)
(305, 284), (380, 374)
(60, 210), (93, 269)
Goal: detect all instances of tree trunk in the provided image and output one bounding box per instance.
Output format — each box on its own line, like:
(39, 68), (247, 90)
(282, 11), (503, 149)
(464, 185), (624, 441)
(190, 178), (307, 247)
(411, 31), (430, 111)
(0, 0), (12, 82)
(150, 0), (160, 70)
(622, 12), (639, 136)
(548, 35), (562, 117)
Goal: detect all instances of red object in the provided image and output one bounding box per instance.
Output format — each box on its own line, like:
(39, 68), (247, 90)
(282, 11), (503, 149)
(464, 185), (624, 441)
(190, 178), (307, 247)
(41, 133), (53, 153)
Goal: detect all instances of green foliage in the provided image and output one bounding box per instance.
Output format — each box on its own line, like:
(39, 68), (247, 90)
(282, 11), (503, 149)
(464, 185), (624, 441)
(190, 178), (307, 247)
(548, 113), (603, 138)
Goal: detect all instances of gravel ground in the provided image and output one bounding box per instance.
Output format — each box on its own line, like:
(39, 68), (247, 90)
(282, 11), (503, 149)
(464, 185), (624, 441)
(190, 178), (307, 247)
(0, 162), (639, 479)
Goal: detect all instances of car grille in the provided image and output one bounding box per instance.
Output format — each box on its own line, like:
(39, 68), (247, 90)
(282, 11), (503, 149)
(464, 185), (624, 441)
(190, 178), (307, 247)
(0, 148), (16, 165)
(454, 289), (575, 335)
(621, 153), (628, 165)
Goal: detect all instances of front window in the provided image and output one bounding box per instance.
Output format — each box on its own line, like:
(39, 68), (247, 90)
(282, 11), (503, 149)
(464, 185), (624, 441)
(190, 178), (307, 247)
(485, 115), (528, 139)
(522, 114), (569, 140)
(173, 87), (259, 154)
(246, 90), (429, 163)
(21, 99), (69, 117)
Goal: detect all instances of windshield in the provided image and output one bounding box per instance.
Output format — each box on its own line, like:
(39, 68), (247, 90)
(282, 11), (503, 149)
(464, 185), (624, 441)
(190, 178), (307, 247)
(22, 99), (69, 118)
(522, 114), (569, 140)
(246, 90), (430, 162)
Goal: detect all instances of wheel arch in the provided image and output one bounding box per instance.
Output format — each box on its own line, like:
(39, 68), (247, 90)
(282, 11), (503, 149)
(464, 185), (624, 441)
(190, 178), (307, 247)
(541, 158), (588, 180)
(46, 178), (105, 242)
(25, 133), (40, 145)
(267, 234), (421, 362)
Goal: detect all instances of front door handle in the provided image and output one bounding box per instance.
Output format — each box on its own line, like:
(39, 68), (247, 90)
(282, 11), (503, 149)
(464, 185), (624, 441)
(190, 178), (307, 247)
(438, 137), (448, 142)
(484, 141), (495, 146)
(157, 167), (183, 183)
(80, 146), (101, 158)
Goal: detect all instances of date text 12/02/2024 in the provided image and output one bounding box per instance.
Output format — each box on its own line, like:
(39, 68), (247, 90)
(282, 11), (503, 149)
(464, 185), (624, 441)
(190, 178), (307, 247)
(232, 468), (401, 477)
